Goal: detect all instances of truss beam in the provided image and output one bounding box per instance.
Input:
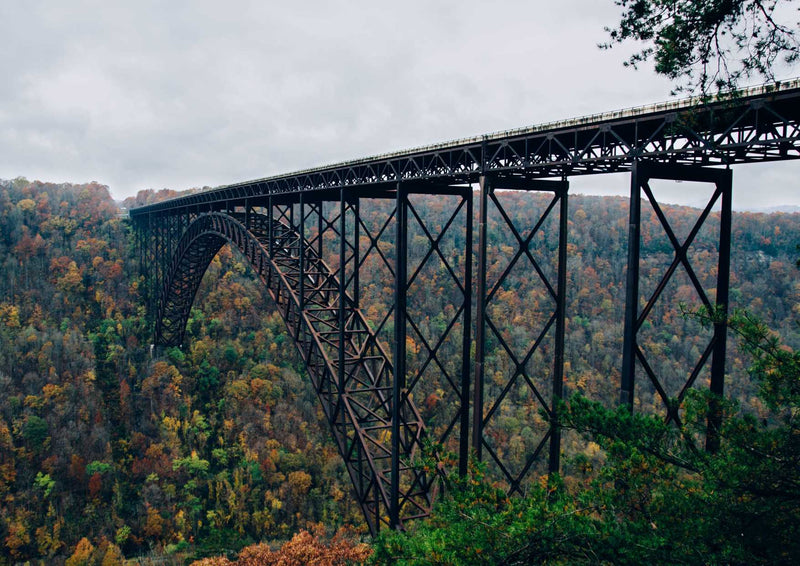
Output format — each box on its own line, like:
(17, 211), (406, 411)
(131, 82), (800, 220)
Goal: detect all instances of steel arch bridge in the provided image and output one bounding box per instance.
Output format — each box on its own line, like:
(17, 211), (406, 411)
(130, 80), (800, 534)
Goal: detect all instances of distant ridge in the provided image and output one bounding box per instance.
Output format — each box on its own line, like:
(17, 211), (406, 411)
(742, 205), (800, 214)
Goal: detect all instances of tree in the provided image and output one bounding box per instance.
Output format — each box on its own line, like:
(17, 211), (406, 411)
(603, 0), (800, 93)
(65, 537), (95, 566)
(370, 463), (598, 565)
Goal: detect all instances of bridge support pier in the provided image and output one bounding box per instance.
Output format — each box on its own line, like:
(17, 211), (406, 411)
(263, 186), (470, 532)
(621, 161), (732, 447)
(473, 174), (569, 490)
(386, 182), (474, 528)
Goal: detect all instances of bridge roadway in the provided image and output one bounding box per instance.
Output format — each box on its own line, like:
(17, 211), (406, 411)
(132, 79), (800, 214)
(130, 80), (800, 534)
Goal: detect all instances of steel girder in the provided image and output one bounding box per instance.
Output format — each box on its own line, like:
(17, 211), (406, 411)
(153, 210), (430, 534)
(130, 81), (800, 219)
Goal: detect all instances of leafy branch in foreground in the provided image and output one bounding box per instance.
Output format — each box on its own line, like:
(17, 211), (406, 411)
(698, 307), (800, 411)
(603, 0), (800, 94)
(558, 306), (800, 563)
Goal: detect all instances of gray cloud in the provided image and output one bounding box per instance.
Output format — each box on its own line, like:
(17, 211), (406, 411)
(0, 0), (797, 209)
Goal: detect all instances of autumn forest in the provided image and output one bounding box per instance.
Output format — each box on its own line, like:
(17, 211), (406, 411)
(1, 177), (798, 564)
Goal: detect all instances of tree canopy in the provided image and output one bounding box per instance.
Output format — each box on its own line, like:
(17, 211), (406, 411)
(604, 0), (800, 94)
(371, 308), (800, 564)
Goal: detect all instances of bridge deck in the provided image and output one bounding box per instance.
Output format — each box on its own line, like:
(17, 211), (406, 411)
(130, 79), (800, 217)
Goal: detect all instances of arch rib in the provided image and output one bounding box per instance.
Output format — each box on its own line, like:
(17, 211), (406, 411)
(155, 211), (430, 534)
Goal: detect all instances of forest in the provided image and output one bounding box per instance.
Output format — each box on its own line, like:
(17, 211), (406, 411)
(0, 176), (798, 564)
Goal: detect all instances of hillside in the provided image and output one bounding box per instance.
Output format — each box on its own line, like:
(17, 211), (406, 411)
(0, 178), (798, 563)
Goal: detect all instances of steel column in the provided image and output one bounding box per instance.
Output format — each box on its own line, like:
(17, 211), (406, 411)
(459, 188), (473, 476)
(353, 198), (360, 309)
(268, 196), (274, 257)
(146, 213), (153, 322)
(549, 182), (568, 474)
(318, 201), (324, 258)
(707, 168), (733, 451)
(473, 175), (490, 458)
(157, 212), (166, 339)
(338, 190), (346, 393)
(391, 182), (408, 530)
(621, 161), (642, 409)
(299, 192), (305, 315)
(137, 219), (143, 274)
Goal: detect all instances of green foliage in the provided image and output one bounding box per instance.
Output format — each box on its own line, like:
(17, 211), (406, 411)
(166, 346), (186, 365)
(603, 0), (799, 93)
(376, 310), (800, 564)
(173, 454), (211, 476)
(85, 461), (113, 476)
(197, 359), (221, 391)
(22, 414), (49, 451)
(724, 309), (800, 410)
(34, 472), (55, 498)
(372, 462), (599, 565)
(114, 524), (131, 547)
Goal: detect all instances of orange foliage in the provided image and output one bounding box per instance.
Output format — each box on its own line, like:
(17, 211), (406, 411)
(143, 506), (164, 538)
(65, 537), (94, 566)
(190, 529), (371, 566)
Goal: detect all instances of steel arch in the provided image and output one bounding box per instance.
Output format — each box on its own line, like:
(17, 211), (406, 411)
(154, 211), (430, 534)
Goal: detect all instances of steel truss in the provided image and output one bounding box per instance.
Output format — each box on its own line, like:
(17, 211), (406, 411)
(130, 82), (799, 218)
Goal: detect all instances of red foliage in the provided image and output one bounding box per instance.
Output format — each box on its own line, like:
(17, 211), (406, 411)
(88, 472), (102, 499)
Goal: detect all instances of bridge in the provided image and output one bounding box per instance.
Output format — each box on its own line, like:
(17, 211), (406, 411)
(130, 80), (800, 534)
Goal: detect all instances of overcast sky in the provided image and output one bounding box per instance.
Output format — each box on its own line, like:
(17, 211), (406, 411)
(1, 1), (797, 209)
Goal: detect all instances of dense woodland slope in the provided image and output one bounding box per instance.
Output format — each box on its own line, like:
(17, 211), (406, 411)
(0, 177), (798, 563)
